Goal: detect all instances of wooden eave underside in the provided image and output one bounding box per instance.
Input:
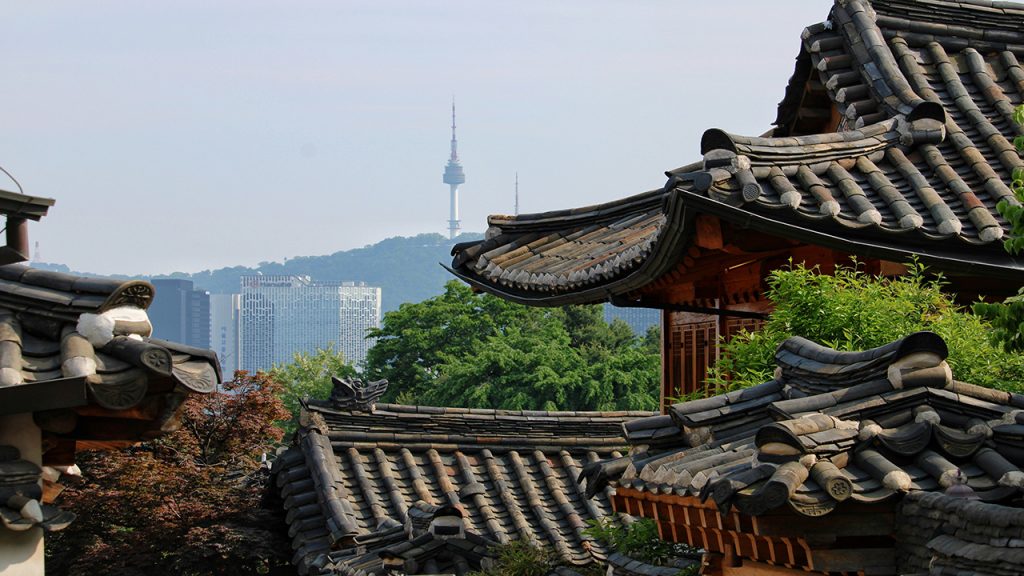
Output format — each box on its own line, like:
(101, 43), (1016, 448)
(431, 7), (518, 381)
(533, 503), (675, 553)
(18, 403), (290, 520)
(611, 489), (897, 575)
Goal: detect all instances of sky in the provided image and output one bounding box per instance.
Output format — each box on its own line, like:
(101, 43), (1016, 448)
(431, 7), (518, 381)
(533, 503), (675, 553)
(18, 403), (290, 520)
(3, 1), (826, 275)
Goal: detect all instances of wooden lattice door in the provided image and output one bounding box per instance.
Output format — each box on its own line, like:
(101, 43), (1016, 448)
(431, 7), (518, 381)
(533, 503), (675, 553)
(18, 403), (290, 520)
(664, 317), (717, 404)
(662, 314), (769, 410)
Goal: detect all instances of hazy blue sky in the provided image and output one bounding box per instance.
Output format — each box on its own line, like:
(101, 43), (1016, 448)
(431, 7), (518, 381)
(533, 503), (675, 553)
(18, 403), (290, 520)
(3, 1), (824, 275)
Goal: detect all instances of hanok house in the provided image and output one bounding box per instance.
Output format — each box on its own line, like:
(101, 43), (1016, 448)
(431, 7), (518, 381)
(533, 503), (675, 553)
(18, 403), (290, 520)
(272, 377), (700, 575)
(447, 0), (1024, 405)
(577, 331), (1024, 575)
(0, 188), (221, 574)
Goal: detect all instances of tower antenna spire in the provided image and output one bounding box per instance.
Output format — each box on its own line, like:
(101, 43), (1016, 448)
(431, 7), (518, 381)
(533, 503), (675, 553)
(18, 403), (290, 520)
(514, 172), (519, 216)
(443, 98), (466, 239)
(450, 98), (458, 162)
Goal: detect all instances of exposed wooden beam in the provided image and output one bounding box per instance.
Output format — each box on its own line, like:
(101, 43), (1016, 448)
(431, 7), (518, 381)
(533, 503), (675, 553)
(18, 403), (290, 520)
(612, 296), (768, 320)
(695, 215), (724, 250)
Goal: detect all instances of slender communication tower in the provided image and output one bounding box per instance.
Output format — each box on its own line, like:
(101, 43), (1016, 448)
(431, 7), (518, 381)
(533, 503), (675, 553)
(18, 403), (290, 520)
(442, 101), (466, 239)
(514, 172), (519, 216)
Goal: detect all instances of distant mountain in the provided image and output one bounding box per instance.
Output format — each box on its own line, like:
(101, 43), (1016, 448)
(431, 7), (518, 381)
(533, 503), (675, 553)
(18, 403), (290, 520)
(33, 232), (484, 312)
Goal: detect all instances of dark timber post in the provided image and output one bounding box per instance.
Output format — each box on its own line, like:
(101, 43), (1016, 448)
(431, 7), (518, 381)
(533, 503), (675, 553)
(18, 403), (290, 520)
(6, 217), (28, 259)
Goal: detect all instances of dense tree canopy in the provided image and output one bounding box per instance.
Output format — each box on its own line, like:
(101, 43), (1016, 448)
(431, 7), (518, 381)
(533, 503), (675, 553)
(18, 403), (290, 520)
(709, 262), (1024, 394)
(47, 372), (292, 576)
(365, 282), (660, 411)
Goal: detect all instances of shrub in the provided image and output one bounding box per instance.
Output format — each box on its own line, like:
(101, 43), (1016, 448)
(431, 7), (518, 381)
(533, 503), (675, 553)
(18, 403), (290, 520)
(584, 517), (699, 569)
(706, 261), (1024, 394)
(467, 539), (559, 576)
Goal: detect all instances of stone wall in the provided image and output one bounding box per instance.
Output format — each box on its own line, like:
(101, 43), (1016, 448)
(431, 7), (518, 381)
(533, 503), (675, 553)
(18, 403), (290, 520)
(897, 492), (1024, 575)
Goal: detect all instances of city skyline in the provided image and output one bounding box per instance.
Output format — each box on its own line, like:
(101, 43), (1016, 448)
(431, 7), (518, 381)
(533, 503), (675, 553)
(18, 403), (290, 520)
(3, 2), (824, 275)
(238, 275), (381, 372)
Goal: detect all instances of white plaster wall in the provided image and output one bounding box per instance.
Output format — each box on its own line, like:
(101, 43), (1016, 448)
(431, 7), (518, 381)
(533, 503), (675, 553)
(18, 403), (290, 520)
(0, 413), (44, 575)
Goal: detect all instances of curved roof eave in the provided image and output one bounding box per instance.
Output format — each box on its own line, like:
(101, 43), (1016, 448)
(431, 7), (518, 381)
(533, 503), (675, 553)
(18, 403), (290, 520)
(445, 189), (694, 306)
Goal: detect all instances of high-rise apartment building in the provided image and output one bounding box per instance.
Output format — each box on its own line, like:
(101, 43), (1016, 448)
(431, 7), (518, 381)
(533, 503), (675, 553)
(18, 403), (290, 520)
(238, 275), (380, 373)
(603, 304), (659, 337)
(209, 293), (240, 377)
(149, 279), (211, 349)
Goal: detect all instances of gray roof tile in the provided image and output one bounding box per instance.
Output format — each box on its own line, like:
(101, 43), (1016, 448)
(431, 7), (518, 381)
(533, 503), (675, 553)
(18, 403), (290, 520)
(583, 331), (1024, 521)
(275, 384), (658, 575)
(449, 0), (1024, 306)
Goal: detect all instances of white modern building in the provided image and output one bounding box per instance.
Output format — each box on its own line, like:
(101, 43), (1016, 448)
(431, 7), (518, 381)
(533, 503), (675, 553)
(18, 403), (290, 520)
(209, 293), (240, 377)
(238, 275), (380, 372)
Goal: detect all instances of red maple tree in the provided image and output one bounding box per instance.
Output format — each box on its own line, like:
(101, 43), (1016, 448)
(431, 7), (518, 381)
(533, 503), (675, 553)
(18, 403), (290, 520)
(46, 371), (294, 576)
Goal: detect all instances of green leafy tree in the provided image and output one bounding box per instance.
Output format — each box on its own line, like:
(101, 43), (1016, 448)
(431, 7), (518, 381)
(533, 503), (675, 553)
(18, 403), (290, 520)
(366, 282), (514, 402)
(708, 262), (1024, 394)
(974, 104), (1024, 352)
(642, 324), (662, 355)
(431, 322), (590, 410)
(269, 345), (358, 435)
(365, 281), (659, 411)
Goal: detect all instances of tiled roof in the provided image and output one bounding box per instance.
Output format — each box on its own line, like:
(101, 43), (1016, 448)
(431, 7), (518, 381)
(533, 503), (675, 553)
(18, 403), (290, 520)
(0, 264), (220, 424)
(0, 264), (221, 533)
(272, 380), (675, 575)
(578, 331), (1024, 519)
(448, 0), (1024, 305)
(0, 263), (155, 321)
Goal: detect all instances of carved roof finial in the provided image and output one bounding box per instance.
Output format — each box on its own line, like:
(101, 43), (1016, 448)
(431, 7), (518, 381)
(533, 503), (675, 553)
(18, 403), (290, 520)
(329, 377), (388, 412)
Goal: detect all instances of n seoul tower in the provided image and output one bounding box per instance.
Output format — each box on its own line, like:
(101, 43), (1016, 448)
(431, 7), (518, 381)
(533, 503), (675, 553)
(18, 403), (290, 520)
(442, 101), (466, 239)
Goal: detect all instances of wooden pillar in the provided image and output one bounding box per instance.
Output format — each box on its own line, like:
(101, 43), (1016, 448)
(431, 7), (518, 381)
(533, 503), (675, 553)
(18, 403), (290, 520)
(660, 309), (670, 414)
(0, 413), (43, 575)
(5, 218), (28, 260)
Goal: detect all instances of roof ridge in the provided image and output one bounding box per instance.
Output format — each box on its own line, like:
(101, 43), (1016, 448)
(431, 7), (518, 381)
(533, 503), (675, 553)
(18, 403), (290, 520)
(484, 187), (668, 232)
(871, 0), (1024, 37)
(835, 0), (928, 117)
(696, 120), (897, 168)
(0, 264), (155, 319)
(366, 402), (655, 418)
(307, 402), (647, 450)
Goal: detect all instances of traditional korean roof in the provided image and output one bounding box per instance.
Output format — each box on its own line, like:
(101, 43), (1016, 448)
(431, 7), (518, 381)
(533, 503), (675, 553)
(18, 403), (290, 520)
(448, 0), (1024, 305)
(272, 378), (680, 576)
(577, 331), (1024, 520)
(0, 263), (221, 450)
(0, 264), (221, 532)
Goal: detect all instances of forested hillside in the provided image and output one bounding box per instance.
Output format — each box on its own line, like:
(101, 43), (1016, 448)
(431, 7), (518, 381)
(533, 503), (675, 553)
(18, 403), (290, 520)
(34, 232), (483, 312)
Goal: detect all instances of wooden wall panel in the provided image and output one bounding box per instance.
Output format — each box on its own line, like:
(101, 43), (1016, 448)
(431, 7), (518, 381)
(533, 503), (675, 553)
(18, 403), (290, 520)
(661, 312), (768, 410)
(662, 313), (717, 406)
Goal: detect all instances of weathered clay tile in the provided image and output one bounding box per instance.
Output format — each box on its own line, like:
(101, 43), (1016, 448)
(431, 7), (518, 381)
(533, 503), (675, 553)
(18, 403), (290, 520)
(274, 378), (656, 575)
(581, 331), (1024, 520)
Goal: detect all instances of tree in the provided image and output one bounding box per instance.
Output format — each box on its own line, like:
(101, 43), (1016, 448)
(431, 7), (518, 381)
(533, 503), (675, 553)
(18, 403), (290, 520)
(366, 282), (499, 402)
(708, 262), (1024, 394)
(365, 281), (660, 411)
(269, 345), (358, 435)
(973, 104), (1024, 352)
(46, 371), (293, 576)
